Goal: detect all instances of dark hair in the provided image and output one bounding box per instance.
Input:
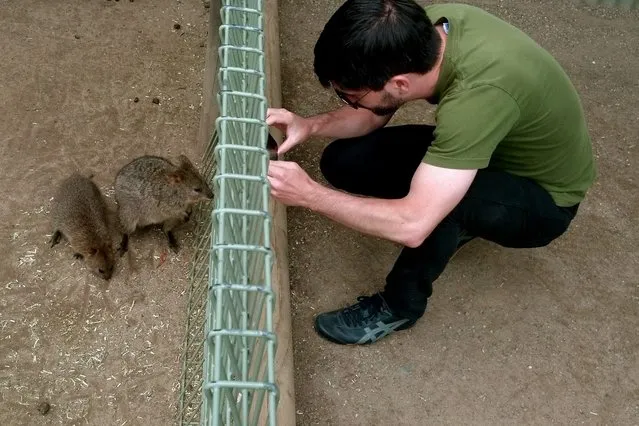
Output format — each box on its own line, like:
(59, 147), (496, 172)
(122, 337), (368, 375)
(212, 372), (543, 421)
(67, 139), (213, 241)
(313, 0), (441, 91)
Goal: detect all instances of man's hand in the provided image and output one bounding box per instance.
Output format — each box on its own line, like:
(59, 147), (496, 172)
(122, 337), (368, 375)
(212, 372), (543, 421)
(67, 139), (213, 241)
(267, 160), (318, 207)
(266, 108), (313, 156)
(266, 106), (394, 156)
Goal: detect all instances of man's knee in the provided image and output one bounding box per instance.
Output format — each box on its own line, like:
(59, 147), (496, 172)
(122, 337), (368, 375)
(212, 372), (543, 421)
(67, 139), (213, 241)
(454, 200), (571, 248)
(319, 137), (355, 188)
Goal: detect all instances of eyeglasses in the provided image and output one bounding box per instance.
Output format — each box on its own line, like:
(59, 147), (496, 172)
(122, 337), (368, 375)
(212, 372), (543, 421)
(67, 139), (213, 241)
(330, 82), (371, 109)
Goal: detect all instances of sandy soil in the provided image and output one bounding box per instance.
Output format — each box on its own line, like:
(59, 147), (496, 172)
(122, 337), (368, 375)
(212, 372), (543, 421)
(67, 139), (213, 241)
(1, 0), (637, 425)
(278, 0), (639, 424)
(0, 1), (210, 424)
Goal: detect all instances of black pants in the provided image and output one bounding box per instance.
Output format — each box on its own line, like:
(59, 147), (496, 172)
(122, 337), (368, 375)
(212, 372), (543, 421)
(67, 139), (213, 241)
(319, 125), (579, 321)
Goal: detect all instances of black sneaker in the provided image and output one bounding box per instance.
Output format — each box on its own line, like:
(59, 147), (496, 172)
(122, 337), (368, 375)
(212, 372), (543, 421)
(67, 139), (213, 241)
(314, 293), (417, 345)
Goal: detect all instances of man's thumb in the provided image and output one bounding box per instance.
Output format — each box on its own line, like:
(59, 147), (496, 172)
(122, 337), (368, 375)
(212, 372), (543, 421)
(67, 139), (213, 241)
(277, 137), (296, 155)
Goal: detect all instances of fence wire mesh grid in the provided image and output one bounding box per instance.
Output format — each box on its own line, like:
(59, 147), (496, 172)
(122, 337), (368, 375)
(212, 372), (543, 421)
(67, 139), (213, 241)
(178, 1), (278, 425)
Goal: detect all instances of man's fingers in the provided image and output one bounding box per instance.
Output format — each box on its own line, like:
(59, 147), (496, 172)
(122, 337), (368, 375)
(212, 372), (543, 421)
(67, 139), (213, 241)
(265, 108), (306, 156)
(267, 161), (285, 178)
(267, 161), (298, 181)
(265, 114), (281, 126)
(271, 160), (298, 171)
(266, 108), (290, 125)
(267, 107), (287, 117)
(266, 175), (283, 196)
(277, 138), (296, 155)
(280, 133), (307, 157)
(265, 115), (279, 126)
(266, 107), (281, 119)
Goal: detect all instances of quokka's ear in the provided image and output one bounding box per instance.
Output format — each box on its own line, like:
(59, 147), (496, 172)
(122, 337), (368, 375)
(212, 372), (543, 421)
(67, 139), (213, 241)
(178, 155), (196, 171)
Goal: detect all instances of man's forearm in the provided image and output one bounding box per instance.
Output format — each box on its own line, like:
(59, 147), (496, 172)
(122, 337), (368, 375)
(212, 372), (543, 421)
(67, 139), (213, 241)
(303, 182), (428, 248)
(307, 106), (393, 140)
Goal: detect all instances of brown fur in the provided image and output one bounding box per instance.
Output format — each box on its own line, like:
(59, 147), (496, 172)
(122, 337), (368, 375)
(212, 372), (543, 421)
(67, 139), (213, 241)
(49, 173), (115, 280)
(114, 154), (213, 253)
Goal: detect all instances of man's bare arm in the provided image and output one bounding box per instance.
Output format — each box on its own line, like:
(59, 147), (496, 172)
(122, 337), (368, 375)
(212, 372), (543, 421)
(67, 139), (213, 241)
(307, 105), (394, 140)
(268, 161), (477, 248)
(266, 105), (395, 155)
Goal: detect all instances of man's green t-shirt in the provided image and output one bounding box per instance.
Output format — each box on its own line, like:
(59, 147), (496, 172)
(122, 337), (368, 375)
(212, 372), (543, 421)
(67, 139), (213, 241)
(423, 4), (596, 207)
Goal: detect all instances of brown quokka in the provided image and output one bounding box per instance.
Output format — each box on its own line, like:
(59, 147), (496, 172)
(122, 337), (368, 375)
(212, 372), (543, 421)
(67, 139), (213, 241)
(49, 173), (115, 280)
(114, 154), (213, 254)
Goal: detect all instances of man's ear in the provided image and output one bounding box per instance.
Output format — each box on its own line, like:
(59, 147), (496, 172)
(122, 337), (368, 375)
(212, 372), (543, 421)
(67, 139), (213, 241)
(388, 75), (411, 96)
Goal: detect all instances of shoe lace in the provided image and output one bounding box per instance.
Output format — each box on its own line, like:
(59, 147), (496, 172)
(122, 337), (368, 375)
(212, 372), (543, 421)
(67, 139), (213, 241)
(341, 295), (387, 328)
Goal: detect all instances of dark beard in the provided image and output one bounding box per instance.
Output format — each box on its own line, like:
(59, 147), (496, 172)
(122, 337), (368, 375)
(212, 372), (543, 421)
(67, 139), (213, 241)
(370, 92), (401, 116)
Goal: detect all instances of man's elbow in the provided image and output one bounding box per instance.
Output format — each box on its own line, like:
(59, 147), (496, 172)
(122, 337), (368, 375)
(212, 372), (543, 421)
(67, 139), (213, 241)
(402, 235), (426, 249)
(400, 223), (432, 248)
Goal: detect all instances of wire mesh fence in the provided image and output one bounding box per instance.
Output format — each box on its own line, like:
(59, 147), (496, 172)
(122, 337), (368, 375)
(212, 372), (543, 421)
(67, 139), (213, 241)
(178, 1), (278, 425)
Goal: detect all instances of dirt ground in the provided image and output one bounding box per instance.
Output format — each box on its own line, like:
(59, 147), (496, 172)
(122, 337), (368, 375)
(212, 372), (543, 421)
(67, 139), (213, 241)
(0, 1), (210, 424)
(278, 0), (639, 425)
(1, 1), (637, 425)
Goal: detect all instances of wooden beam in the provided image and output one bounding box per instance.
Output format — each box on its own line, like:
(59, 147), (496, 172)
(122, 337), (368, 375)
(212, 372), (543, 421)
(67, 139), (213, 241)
(263, 0), (296, 423)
